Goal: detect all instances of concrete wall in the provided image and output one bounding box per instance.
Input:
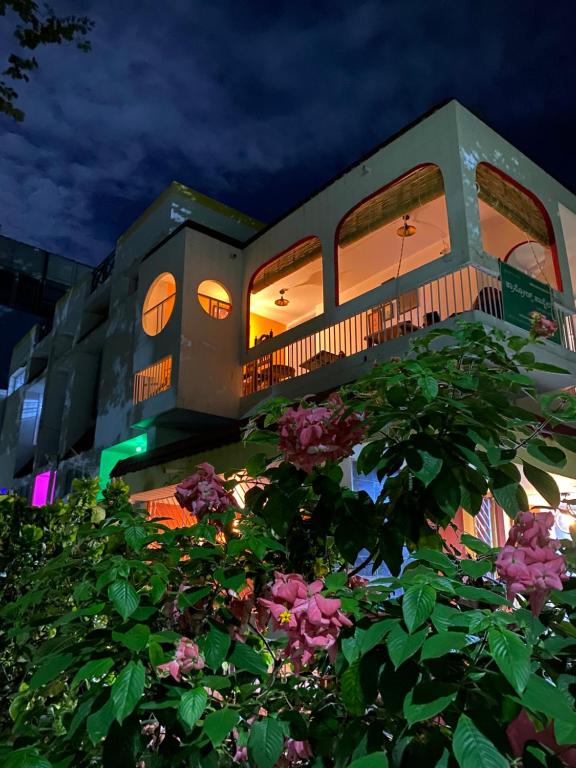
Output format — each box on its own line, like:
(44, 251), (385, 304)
(2, 101), (576, 497)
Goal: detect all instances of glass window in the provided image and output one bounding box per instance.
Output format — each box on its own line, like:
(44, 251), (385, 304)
(336, 165), (450, 306)
(476, 163), (560, 291)
(142, 272), (176, 336)
(8, 366), (26, 395)
(197, 279), (232, 319)
(248, 237), (323, 347)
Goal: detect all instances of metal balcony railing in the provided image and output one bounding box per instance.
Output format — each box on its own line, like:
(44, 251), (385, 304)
(133, 355), (173, 404)
(242, 265), (576, 397)
(142, 294), (176, 335)
(198, 293), (232, 319)
(90, 251), (115, 293)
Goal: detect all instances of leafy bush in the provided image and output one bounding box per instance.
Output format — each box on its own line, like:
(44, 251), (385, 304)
(1, 324), (575, 768)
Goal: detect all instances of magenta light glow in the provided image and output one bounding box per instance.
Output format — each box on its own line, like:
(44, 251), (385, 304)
(32, 470), (56, 507)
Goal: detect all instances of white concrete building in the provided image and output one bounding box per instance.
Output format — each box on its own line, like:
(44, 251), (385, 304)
(1, 101), (576, 533)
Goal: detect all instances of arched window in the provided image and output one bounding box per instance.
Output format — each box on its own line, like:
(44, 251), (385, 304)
(476, 163), (561, 291)
(248, 237), (323, 347)
(336, 164), (450, 305)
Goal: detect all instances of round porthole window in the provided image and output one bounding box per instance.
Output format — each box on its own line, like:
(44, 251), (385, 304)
(197, 279), (232, 319)
(142, 272), (176, 336)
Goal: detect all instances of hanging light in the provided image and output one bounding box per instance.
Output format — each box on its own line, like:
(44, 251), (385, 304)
(396, 214), (417, 238)
(275, 289), (289, 307)
(556, 496), (576, 535)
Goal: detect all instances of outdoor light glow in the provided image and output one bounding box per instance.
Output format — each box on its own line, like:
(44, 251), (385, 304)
(32, 470), (56, 507)
(98, 434), (148, 497)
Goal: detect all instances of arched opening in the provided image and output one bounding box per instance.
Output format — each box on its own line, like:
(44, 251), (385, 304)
(247, 237), (323, 348)
(336, 164), (451, 306)
(476, 163), (561, 291)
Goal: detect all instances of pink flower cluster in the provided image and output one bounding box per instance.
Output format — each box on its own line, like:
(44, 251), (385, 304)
(507, 710), (576, 767)
(530, 311), (558, 339)
(277, 395), (365, 473)
(233, 738), (313, 765)
(157, 636), (204, 682)
(175, 462), (238, 523)
(258, 573), (352, 672)
(496, 511), (567, 616)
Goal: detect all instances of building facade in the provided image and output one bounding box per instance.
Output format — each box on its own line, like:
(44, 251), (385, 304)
(1, 101), (576, 538)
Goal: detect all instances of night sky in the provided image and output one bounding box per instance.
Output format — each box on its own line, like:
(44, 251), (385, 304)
(1, 0), (576, 267)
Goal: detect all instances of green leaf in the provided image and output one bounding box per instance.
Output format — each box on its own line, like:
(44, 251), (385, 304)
(488, 628), (530, 694)
(108, 580), (140, 620)
(435, 750), (450, 768)
(403, 685), (457, 726)
(413, 549), (457, 576)
(66, 695), (96, 739)
(177, 585), (212, 609)
(460, 559), (492, 579)
(554, 718), (576, 746)
(348, 753), (389, 768)
(204, 626), (231, 670)
(490, 469), (524, 516)
(29, 653), (74, 690)
(526, 443), (567, 468)
(203, 707), (239, 746)
(460, 533), (491, 555)
(112, 623), (150, 652)
(387, 625), (428, 669)
(521, 676), (575, 722)
(418, 376), (439, 401)
(453, 584), (509, 606)
(421, 631), (470, 660)
(124, 524), (147, 551)
(5, 747), (52, 768)
(248, 717), (285, 768)
(402, 584), (436, 632)
(360, 619), (399, 655)
(522, 462), (560, 508)
(229, 643), (268, 676)
(340, 662), (365, 716)
(72, 657), (114, 688)
(452, 714), (508, 768)
(178, 687), (208, 729)
(407, 449), (443, 487)
(111, 660), (145, 724)
(87, 696), (116, 744)
(150, 575), (167, 603)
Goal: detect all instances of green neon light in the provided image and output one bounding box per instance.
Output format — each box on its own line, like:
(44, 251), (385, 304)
(98, 434), (148, 497)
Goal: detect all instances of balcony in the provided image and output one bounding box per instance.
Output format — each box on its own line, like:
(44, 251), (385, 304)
(241, 265), (576, 397)
(133, 355), (173, 404)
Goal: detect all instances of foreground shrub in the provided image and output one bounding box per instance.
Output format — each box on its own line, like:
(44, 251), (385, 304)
(1, 324), (575, 768)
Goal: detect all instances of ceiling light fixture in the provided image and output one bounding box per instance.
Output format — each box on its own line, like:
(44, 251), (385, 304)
(275, 289), (289, 307)
(396, 214), (417, 238)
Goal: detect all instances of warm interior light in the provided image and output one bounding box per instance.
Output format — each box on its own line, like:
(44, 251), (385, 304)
(397, 214), (417, 238)
(274, 289), (289, 307)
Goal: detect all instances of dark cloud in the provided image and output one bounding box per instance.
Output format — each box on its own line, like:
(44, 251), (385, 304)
(1, 0), (575, 265)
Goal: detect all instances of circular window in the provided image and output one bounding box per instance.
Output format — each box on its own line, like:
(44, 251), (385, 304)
(197, 279), (232, 319)
(142, 272), (176, 336)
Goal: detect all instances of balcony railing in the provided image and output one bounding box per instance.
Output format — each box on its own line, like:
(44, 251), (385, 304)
(142, 294), (175, 335)
(242, 265), (576, 397)
(133, 355), (172, 404)
(198, 293), (232, 319)
(90, 251), (115, 293)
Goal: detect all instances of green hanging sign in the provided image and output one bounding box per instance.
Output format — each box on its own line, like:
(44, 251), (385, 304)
(499, 261), (561, 344)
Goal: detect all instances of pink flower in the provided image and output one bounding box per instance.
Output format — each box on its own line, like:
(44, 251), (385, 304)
(157, 636), (204, 682)
(530, 311), (558, 339)
(496, 512), (567, 616)
(507, 710), (576, 767)
(175, 463), (238, 524)
(258, 572), (352, 672)
(283, 739), (314, 763)
(277, 395), (365, 473)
